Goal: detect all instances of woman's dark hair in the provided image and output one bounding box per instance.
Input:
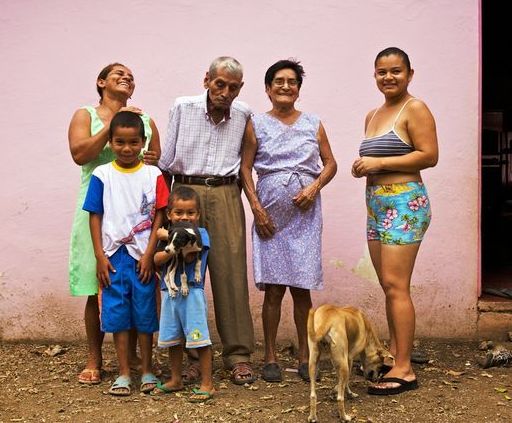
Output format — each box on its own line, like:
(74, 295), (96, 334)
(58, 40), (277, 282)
(375, 47), (411, 71)
(108, 111), (145, 140)
(96, 62), (126, 100)
(264, 59), (305, 88)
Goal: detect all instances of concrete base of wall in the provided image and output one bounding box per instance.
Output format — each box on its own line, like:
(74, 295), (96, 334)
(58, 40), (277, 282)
(477, 298), (512, 340)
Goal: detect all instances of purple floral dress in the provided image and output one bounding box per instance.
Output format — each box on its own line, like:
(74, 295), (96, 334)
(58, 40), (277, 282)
(251, 112), (323, 291)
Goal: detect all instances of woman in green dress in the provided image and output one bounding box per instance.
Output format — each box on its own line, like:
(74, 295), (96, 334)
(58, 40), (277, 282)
(68, 63), (160, 384)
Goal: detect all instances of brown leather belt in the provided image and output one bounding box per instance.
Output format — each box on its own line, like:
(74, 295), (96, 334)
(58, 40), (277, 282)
(174, 174), (237, 187)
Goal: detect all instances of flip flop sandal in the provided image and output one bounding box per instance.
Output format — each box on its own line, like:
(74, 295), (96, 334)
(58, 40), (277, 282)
(188, 387), (214, 403)
(150, 381), (184, 395)
(298, 363), (320, 382)
(108, 375), (132, 396)
(78, 368), (102, 385)
(182, 361), (201, 385)
(367, 377), (419, 396)
(261, 363), (282, 383)
(140, 373), (160, 393)
(231, 362), (256, 385)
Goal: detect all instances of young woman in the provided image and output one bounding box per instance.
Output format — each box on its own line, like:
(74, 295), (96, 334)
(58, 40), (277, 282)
(352, 47), (438, 395)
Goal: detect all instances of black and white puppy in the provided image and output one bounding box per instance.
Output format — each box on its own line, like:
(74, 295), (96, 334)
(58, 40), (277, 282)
(163, 221), (203, 297)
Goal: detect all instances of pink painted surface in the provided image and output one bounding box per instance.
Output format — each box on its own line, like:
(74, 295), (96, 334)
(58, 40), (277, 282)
(0, 0), (480, 341)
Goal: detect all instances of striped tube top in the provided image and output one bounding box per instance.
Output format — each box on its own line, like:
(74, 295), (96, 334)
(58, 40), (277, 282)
(359, 130), (414, 157)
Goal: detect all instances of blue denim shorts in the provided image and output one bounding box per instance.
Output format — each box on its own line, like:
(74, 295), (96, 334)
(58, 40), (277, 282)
(99, 245), (158, 334)
(158, 288), (211, 349)
(366, 182), (431, 245)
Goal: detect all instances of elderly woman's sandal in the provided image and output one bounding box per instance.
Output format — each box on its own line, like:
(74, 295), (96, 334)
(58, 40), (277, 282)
(261, 363), (282, 383)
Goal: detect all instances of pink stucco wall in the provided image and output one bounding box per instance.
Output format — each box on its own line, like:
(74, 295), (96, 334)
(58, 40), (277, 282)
(0, 0), (480, 341)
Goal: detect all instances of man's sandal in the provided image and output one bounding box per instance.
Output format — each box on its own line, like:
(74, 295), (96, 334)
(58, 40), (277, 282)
(182, 361), (201, 385)
(108, 375), (132, 396)
(231, 362), (256, 385)
(78, 368), (101, 385)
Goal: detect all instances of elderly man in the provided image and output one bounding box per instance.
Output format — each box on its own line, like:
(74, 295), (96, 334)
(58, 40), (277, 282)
(159, 56), (255, 385)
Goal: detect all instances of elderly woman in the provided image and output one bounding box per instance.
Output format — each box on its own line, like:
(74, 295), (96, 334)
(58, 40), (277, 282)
(68, 63), (160, 385)
(352, 47), (438, 395)
(240, 59), (337, 382)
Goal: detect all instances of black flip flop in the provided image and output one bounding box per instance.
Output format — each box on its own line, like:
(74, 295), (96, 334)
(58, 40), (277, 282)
(261, 363), (282, 382)
(367, 377), (419, 395)
(298, 363), (320, 382)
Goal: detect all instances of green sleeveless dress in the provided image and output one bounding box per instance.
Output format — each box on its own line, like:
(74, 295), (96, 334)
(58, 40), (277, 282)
(68, 106), (152, 296)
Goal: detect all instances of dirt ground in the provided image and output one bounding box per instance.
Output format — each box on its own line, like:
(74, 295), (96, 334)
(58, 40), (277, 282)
(1, 338), (511, 423)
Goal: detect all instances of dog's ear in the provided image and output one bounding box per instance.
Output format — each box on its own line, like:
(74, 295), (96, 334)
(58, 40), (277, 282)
(379, 349), (395, 367)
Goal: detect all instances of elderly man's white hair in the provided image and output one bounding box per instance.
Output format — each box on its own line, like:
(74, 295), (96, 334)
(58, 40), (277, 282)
(209, 56), (243, 78)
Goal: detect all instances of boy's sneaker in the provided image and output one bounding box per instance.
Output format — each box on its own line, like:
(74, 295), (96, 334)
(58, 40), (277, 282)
(480, 346), (512, 368)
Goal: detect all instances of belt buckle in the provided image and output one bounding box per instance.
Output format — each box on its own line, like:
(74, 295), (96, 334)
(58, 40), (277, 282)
(205, 177), (217, 187)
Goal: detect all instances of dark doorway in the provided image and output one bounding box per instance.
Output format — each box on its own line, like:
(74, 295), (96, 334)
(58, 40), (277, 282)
(481, 1), (512, 299)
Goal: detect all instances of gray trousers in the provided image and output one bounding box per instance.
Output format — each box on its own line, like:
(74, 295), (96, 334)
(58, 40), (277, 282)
(174, 182), (255, 368)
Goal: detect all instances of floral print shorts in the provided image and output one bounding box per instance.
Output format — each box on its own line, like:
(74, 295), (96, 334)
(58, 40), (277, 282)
(366, 182), (431, 245)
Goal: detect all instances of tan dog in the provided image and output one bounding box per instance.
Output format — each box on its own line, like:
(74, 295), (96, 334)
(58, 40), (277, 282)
(307, 305), (394, 422)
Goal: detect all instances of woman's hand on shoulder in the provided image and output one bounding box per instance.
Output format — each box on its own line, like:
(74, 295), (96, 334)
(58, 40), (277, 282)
(119, 105), (143, 114)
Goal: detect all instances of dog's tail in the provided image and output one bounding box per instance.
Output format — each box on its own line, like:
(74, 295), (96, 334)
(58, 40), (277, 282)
(307, 307), (317, 342)
(307, 306), (333, 344)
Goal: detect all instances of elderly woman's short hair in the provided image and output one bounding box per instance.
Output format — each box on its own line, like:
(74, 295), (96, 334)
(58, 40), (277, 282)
(264, 59), (305, 88)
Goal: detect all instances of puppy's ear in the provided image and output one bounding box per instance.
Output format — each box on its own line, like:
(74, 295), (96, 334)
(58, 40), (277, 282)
(379, 350), (395, 367)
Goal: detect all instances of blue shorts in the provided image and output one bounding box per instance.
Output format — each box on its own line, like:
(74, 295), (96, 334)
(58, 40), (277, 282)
(366, 182), (431, 245)
(99, 246), (158, 334)
(158, 288), (211, 349)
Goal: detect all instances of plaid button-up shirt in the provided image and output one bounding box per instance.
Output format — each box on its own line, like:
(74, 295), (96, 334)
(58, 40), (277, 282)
(159, 91), (251, 177)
